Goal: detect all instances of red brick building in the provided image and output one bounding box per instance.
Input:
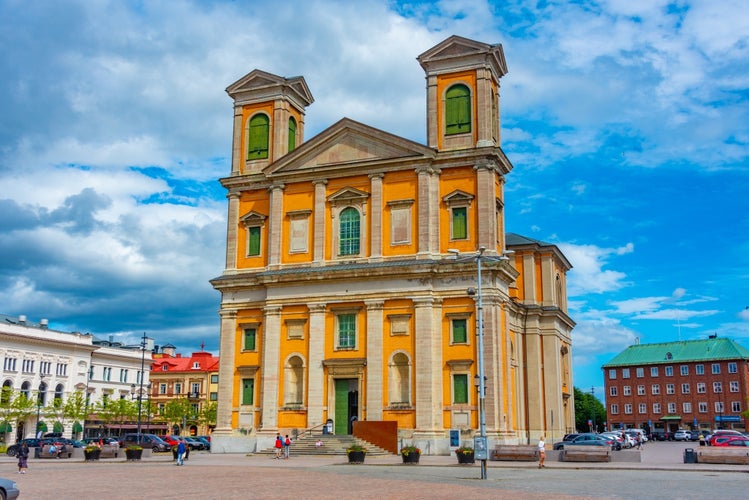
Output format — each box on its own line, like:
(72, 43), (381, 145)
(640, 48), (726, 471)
(602, 338), (749, 435)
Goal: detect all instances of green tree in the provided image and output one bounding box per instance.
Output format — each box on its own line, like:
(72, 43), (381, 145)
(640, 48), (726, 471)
(574, 387), (606, 432)
(162, 397), (193, 434)
(198, 401), (217, 430)
(61, 390), (89, 436)
(94, 397), (137, 436)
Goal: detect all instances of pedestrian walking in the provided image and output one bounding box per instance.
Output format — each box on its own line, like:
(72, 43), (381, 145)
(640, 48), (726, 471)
(537, 435), (546, 468)
(274, 433), (283, 459)
(176, 440), (187, 466)
(284, 435), (291, 459)
(17, 442), (29, 474)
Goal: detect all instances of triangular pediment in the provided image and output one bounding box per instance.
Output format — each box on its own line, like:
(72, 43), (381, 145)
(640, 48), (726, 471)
(327, 186), (370, 204)
(442, 189), (475, 206)
(418, 35), (507, 78)
(265, 118), (435, 175)
(240, 211), (267, 226)
(226, 69), (314, 108)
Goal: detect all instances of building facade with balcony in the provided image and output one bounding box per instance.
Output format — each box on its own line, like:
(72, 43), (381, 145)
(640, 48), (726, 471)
(150, 347), (219, 436)
(602, 337), (749, 434)
(210, 35), (575, 453)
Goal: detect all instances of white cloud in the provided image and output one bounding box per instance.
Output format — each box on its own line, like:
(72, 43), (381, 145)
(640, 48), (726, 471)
(558, 242), (634, 295)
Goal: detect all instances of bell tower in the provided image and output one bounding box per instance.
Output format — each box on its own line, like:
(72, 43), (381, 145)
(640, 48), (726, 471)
(417, 36), (508, 152)
(226, 70), (314, 175)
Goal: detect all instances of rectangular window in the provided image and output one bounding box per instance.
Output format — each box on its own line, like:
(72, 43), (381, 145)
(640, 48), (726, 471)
(680, 365), (689, 376)
(610, 404), (619, 415)
(623, 386), (631, 396)
(453, 374), (468, 404)
(715, 401), (724, 413)
(451, 207), (468, 240)
(337, 314), (357, 349)
(713, 382), (722, 393)
(653, 403), (661, 414)
(651, 384), (660, 395)
(175, 383), (182, 394)
(729, 381), (739, 392)
(624, 404), (632, 414)
(248, 226), (261, 256)
(696, 364), (704, 375)
(681, 383), (690, 394)
(731, 401), (741, 412)
(697, 383), (706, 393)
(622, 368), (630, 379)
(650, 367), (659, 377)
(451, 318), (468, 344)
(666, 384), (675, 394)
(638, 403), (647, 414)
(698, 402), (707, 413)
(667, 402), (677, 413)
(637, 385), (645, 396)
(243, 328), (257, 351)
(728, 362), (737, 374)
(610, 386), (618, 396)
(211, 374), (219, 383)
(210, 392), (218, 401)
(241, 378), (254, 405)
(665, 366), (673, 376)
(683, 402), (692, 413)
(712, 363), (720, 374)
(636, 367), (644, 378)
(159, 383), (167, 395)
(609, 369), (617, 380)
(191, 383), (201, 397)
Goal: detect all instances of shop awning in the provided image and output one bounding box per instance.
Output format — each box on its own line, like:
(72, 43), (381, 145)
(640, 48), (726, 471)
(53, 421), (64, 433)
(37, 421), (48, 432)
(0, 422), (12, 433)
(660, 415), (682, 421)
(72, 421), (83, 433)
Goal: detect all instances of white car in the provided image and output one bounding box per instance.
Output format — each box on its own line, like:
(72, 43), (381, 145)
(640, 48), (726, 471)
(673, 430), (691, 441)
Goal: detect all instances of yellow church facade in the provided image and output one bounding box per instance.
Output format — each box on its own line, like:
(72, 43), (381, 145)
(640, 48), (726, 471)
(211, 36), (575, 453)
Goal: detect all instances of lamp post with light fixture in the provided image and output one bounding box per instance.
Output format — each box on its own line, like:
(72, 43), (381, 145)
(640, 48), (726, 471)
(448, 246), (510, 480)
(134, 333), (153, 445)
(35, 374), (46, 438)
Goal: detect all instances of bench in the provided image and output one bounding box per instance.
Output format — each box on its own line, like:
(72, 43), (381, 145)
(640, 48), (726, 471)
(490, 445), (539, 461)
(37, 445), (73, 459)
(100, 444), (120, 459)
(561, 445), (611, 462)
(697, 448), (749, 465)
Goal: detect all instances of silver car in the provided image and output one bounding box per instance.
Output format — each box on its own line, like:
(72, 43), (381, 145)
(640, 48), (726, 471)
(0, 476), (21, 500)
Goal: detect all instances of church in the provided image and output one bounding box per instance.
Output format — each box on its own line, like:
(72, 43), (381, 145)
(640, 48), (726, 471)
(210, 35), (575, 453)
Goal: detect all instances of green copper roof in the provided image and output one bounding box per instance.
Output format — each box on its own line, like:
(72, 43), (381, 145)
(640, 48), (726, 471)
(602, 338), (749, 368)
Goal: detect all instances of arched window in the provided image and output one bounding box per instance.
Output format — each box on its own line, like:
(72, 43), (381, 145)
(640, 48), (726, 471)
(339, 207), (360, 256)
(445, 84), (471, 135)
(288, 117), (297, 152)
(1, 380), (12, 405)
(38, 382), (48, 406)
(247, 114), (270, 160)
(20, 381), (30, 400)
(388, 352), (411, 406)
(54, 384), (64, 407)
(284, 355), (304, 406)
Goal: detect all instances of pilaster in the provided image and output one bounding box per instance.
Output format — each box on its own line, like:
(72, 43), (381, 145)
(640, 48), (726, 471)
(369, 173), (384, 261)
(313, 180), (327, 265)
(413, 297), (443, 434)
(365, 300), (384, 420)
(259, 306), (282, 433)
(225, 192), (240, 271)
(268, 183), (285, 269)
(475, 160), (497, 252)
(307, 303), (327, 426)
(214, 309), (237, 436)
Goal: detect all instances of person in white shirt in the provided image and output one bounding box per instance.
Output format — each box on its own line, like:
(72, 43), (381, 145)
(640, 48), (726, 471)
(538, 436), (546, 468)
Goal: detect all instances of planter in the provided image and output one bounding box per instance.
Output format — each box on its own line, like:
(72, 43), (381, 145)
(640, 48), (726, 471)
(125, 448), (143, 461)
(347, 450), (366, 464)
(401, 451), (420, 464)
(456, 451), (475, 464)
(84, 449), (101, 461)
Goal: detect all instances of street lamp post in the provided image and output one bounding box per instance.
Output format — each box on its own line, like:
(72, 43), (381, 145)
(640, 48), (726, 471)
(35, 374), (46, 438)
(136, 333), (153, 445)
(590, 386), (596, 433)
(450, 246), (509, 481)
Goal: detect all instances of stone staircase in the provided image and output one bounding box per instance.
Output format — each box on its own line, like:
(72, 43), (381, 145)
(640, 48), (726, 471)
(257, 434), (393, 457)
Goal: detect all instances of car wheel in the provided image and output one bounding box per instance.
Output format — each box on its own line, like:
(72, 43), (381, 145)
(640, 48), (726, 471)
(1, 487), (7, 500)
(6, 448), (17, 457)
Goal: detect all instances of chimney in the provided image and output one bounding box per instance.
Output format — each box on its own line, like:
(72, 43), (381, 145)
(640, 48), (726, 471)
(40, 318), (49, 329)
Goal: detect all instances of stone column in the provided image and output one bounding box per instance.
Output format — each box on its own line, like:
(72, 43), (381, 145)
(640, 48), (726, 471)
(369, 173), (384, 261)
(413, 297), (443, 435)
(231, 107), (243, 174)
(425, 75), (439, 149)
(307, 303), (327, 427)
(214, 309), (237, 436)
(259, 306), (282, 433)
(474, 159), (497, 252)
(268, 183), (285, 269)
(312, 180), (327, 266)
(416, 166), (440, 258)
(365, 300), (384, 420)
(476, 67), (494, 147)
(225, 192), (240, 271)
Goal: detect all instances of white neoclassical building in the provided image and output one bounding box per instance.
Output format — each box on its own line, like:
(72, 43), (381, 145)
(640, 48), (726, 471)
(0, 313), (151, 442)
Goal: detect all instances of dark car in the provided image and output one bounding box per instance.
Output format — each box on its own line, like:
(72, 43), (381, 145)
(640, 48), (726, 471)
(553, 433), (615, 450)
(121, 433), (170, 452)
(5, 438), (44, 457)
(184, 437), (206, 450)
(688, 430), (702, 441)
(651, 430), (671, 441)
(193, 436), (211, 450)
(0, 476), (21, 500)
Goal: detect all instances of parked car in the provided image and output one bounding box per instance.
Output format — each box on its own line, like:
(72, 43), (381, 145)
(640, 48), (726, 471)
(602, 432), (628, 449)
(673, 430), (691, 441)
(553, 433), (616, 450)
(651, 430), (671, 441)
(160, 435), (179, 447)
(712, 436), (749, 447)
(688, 430), (702, 441)
(0, 476), (21, 500)
(5, 438), (45, 457)
(184, 437), (206, 450)
(193, 436), (211, 450)
(121, 433), (170, 452)
(707, 429), (744, 445)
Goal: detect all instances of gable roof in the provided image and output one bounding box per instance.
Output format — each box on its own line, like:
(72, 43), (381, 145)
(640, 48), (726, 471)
(226, 69), (314, 109)
(417, 35), (508, 80)
(264, 117), (436, 176)
(603, 338), (749, 367)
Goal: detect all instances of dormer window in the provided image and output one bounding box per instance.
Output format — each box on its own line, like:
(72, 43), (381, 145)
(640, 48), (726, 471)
(192, 362), (201, 369)
(162, 364), (168, 371)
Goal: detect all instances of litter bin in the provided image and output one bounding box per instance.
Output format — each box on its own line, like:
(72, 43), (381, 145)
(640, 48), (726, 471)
(683, 448), (697, 464)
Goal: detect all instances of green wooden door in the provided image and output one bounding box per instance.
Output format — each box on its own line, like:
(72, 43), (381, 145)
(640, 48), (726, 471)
(335, 379), (349, 434)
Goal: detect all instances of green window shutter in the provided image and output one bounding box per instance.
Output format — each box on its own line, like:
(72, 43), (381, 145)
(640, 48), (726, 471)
(445, 85), (471, 135)
(452, 319), (467, 343)
(452, 207), (467, 239)
(244, 328), (256, 351)
(248, 226), (261, 256)
(242, 378), (254, 405)
(288, 117), (297, 152)
(247, 114), (269, 159)
(338, 314), (356, 348)
(339, 207), (360, 255)
(454, 374), (468, 404)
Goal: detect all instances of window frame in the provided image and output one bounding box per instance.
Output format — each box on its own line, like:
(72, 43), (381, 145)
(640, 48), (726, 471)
(445, 84), (472, 135)
(246, 113), (270, 160)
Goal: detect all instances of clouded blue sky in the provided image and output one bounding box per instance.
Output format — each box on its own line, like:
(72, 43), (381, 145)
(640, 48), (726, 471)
(1, 0), (747, 398)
